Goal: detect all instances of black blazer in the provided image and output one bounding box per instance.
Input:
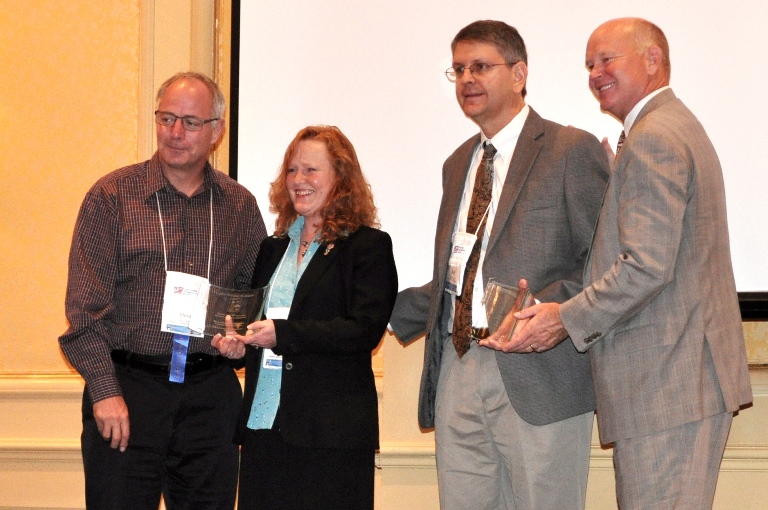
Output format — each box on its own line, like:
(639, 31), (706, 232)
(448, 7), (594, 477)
(235, 226), (398, 449)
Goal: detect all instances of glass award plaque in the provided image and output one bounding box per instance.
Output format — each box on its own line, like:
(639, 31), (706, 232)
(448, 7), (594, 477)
(482, 279), (534, 343)
(203, 285), (267, 337)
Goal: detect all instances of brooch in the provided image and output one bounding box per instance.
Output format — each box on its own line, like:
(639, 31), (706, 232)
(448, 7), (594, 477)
(324, 243), (335, 256)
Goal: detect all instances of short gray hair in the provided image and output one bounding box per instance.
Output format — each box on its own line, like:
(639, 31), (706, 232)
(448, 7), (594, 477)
(156, 72), (226, 119)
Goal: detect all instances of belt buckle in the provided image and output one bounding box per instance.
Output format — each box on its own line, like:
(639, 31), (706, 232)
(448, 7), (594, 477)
(470, 327), (489, 341)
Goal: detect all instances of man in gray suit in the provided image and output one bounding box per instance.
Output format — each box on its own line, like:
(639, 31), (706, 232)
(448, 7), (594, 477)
(389, 20), (609, 510)
(495, 18), (753, 508)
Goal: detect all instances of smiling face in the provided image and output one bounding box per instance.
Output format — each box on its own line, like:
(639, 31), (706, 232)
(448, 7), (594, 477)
(585, 20), (666, 121)
(452, 40), (526, 138)
(286, 139), (337, 225)
(156, 78), (223, 175)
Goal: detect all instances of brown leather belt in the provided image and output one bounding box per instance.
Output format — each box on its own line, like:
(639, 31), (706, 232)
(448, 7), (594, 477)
(111, 350), (225, 377)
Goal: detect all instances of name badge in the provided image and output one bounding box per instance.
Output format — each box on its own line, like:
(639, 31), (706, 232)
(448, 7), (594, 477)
(160, 270), (209, 337)
(260, 306), (290, 369)
(261, 348), (282, 370)
(446, 231), (477, 296)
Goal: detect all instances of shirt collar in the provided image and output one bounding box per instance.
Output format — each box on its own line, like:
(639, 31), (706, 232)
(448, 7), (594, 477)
(287, 216), (305, 241)
(624, 86), (670, 134)
(481, 104), (529, 158)
(476, 104), (529, 172)
(144, 152), (223, 199)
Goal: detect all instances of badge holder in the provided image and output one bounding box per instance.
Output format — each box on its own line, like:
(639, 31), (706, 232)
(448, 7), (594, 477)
(446, 203), (492, 296)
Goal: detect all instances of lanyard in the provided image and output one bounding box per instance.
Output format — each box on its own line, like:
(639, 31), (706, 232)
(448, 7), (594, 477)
(155, 189), (214, 280)
(264, 248), (287, 312)
(155, 189), (213, 383)
(473, 203), (492, 237)
(264, 235), (312, 311)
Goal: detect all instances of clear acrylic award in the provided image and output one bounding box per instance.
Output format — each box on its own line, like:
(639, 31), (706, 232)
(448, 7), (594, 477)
(482, 279), (534, 343)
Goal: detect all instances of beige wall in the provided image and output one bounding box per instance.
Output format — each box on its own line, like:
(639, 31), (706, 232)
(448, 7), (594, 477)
(0, 0), (219, 375)
(0, 1), (766, 509)
(0, 1), (223, 508)
(0, 0), (140, 374)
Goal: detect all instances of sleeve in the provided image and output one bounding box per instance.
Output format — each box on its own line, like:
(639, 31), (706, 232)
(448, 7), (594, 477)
(562, 126), (690, 351)
(233, 193), (268, 290)
(58, 187), (123, 402)
(535, 129), (611, 304)
(272, 230), (399, 355)
(389, 281), (434, 343)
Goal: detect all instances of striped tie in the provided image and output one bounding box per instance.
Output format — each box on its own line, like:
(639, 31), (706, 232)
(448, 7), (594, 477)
(615, 130), (626, 158)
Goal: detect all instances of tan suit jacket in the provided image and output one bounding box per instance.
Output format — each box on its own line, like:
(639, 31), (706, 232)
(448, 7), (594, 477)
(561, 89), (753, 444)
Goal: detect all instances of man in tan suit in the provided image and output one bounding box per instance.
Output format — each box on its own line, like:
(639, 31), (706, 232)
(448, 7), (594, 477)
(484, 18), (753, 509)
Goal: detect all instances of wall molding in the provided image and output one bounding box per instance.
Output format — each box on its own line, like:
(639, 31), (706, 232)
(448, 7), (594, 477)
(749, 365), (768, 394)
(376, 441), (768, 472)
(0, 439), (81, 463)
(0, 373), (83, 400)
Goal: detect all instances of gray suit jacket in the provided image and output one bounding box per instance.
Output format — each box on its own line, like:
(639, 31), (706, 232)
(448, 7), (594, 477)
(560, 89), (753, 444)
(391, 107), (610, 428)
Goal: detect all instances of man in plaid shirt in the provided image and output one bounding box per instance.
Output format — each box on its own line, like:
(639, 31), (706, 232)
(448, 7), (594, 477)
(60, 72), (267, 509)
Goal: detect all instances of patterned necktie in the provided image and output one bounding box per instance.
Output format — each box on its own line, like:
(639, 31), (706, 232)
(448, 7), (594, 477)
(452, 142), (497, 357)
(615, 130), (626, 158)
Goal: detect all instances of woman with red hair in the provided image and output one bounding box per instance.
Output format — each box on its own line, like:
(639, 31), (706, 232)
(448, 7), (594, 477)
(213, 125), (397, 509)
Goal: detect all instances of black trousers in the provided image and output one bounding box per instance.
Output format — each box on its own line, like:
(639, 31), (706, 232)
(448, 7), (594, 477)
(238, 428), (375, 510)
(81, 363), (242, 510)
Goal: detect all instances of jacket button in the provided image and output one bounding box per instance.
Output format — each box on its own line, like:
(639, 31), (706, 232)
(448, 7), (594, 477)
(285, 362), (293, 370)
(584, 332), (602, 344)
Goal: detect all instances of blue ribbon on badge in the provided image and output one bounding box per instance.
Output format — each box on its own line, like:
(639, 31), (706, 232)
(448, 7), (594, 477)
(169, 334), (190, 383)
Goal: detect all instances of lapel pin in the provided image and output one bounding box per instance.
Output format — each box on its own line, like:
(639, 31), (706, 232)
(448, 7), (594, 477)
(324, 243), (334, 256)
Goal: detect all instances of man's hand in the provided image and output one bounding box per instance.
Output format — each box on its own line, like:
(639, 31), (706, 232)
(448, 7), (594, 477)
(211, 314), (247, 359)
(511, 302), (569, 352)
(479, 318), (531, 352)
(93, 395), (130, 452)
(479, 278), (533, 353)
(241, 319), (277, 349)
(480, 302), (569, 353)
(601, 136), (616, 163)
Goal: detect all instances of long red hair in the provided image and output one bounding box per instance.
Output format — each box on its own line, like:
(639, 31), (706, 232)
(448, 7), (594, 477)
(270, 126), (379, 242)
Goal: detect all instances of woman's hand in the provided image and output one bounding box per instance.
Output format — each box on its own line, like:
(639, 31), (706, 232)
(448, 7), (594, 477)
(211, 315), (247, 359)
(242, 319), (277, 349)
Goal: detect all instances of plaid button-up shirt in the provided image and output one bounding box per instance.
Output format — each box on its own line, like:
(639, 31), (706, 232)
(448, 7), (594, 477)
(60, 154), (267, 402)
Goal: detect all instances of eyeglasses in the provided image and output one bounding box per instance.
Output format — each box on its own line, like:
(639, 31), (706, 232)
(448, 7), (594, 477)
(444, 62), (517, 82)
(154, 110), (219, 131)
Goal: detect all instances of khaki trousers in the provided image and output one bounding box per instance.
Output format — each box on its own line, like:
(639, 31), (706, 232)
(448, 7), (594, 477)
(435, 340), (593, 510)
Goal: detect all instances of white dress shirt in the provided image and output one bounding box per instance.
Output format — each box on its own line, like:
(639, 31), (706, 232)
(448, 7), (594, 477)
(450, 105), (530, 329)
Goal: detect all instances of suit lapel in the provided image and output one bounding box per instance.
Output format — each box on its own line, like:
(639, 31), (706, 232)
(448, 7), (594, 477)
(290, 236), (344, 311)
(486, 108), (544, 255)
(435, 135), (480, 287)
(617, 89), (676, 168)
(633, 88), (676, 128)
(253, 237), (290, 288)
